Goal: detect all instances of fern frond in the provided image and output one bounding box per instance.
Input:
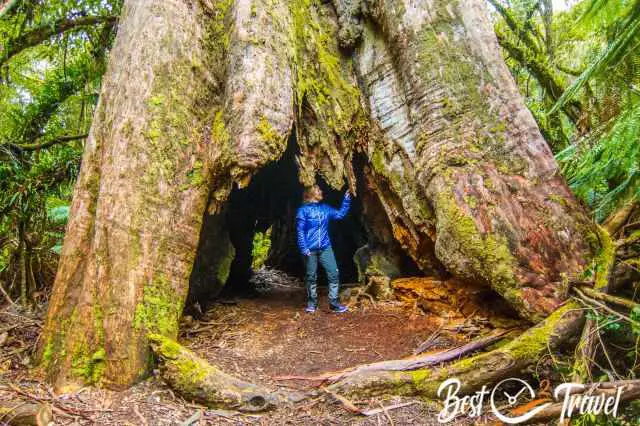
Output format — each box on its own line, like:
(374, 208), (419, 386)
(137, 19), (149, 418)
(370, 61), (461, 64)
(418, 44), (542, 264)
(549, 2), (640, 115)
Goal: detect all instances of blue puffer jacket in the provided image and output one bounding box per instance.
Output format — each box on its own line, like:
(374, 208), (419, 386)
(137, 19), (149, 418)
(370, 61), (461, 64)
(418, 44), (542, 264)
(296, 193), (351, 254)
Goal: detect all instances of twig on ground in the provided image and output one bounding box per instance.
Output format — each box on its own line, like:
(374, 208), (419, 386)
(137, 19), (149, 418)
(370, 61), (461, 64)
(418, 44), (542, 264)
(413, 326), (443, 355)
(132, 403), (147, 426)
(361, 401), (417, 417)
(7, 383), (94, 421)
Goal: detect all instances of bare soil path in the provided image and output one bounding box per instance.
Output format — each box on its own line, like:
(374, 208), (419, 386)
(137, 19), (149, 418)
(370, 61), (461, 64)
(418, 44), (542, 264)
(183, 286), (455, 384)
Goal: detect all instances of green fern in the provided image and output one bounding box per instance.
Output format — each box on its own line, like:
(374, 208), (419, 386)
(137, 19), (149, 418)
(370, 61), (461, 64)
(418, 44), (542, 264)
(557, 101), (640, 221)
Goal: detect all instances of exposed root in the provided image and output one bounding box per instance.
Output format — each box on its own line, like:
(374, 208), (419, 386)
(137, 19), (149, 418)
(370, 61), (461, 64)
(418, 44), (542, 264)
(148, 334), (304, 412)
(325, 302), (585, 398)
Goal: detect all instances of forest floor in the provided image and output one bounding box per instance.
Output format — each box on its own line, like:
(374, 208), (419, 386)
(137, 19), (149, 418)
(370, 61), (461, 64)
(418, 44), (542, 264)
(0, 269), (510, 425)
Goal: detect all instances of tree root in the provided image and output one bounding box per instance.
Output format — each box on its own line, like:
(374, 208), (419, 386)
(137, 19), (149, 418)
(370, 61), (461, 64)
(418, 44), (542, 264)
(148, 334), (304, 412)
(325, 302), (585, 398)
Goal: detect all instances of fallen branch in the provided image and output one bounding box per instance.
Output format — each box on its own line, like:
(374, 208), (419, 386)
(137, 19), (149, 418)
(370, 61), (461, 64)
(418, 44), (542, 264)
(10, 134), (88, 152)
(576, 286), (639, 310)
(1, 17), (117, 66)
(0, 280), (17, 306)
(4, 383), (92, 421)
(573, 288), (637, 325)
(322, 387), (417, 416)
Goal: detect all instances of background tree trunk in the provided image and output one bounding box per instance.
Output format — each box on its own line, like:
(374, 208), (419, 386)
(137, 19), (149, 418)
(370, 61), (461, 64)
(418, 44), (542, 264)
(41, 0), (604, 390)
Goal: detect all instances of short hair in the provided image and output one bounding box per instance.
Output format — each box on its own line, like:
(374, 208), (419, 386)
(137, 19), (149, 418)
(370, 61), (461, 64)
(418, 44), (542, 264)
(303, 185), (320, 202)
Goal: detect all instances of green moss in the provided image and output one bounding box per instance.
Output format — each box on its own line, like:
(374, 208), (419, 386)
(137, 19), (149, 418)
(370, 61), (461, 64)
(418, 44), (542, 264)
(148, 334), (211, 387)
(41, 338), (56, 367)
(548, 194), (569, 207)
(212, 110), (230, 146)
(134, 273), (182, 337)
(592, 226), (615, 290)
(435, 191), (523, 310)
(40, 308), (77, 370)
(70, 344), (106, 385)
(464, 194), (478, 209)
(256, 116), (282, 147)
(185, 160), (205, 188)
(215, 243), (235, 285)
(288, 0), (365, 187)
(122, 119), (134, 137)
(505, 302), (576, 360)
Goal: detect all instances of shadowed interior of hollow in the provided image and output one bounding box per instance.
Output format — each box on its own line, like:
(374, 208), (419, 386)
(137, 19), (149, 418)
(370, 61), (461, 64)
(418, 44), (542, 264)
(187, 130), (374, 310)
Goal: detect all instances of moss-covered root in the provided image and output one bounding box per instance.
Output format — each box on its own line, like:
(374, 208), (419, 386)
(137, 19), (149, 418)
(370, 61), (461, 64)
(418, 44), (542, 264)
(148, 334), (300, 412)
(326, 302), (585, 398)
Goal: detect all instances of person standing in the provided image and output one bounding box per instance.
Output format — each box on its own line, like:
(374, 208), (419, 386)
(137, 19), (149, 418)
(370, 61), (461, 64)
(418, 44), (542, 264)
(296, 184), (352, 313)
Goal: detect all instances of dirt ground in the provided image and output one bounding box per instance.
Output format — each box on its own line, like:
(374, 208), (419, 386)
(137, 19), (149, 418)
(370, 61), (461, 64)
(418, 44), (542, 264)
(0, 269), (514, 425)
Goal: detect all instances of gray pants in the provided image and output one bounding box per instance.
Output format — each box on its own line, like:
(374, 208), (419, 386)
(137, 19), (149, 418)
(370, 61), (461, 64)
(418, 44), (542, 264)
(304, 247), (340, 307)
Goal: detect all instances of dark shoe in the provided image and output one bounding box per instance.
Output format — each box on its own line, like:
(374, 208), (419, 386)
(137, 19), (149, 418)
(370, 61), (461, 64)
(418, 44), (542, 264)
(305, 304), (317, 313)
(330, 303), (348, 313)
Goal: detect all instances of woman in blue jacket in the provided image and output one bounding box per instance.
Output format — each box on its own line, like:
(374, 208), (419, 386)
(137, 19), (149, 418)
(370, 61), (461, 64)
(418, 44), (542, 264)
(296, 184), (352, 313)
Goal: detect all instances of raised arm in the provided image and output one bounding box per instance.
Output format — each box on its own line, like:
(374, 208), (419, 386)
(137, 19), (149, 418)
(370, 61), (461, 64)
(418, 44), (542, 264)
(329, 192), (351, 220)
(296, 208), (310, 255)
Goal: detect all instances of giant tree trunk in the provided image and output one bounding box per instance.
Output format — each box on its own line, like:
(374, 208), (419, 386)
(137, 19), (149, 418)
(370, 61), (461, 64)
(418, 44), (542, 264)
(41, 0), (604, 391)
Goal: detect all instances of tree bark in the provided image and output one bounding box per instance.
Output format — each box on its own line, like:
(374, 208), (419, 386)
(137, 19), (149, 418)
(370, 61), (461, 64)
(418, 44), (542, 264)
(39, 0), (228, 390)
(41, 0), (605, 391)
(354, 0), (601, 322)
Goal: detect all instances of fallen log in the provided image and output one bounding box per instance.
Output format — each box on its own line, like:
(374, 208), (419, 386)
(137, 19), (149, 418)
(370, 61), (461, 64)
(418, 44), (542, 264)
(148, 334), (299, 412)
(0, 399), (52, 426)
(326, 302), (585, 398)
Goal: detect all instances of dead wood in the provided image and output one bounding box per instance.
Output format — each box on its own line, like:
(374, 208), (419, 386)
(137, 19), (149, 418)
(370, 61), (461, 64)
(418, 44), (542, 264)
(576, 286), (639, 310)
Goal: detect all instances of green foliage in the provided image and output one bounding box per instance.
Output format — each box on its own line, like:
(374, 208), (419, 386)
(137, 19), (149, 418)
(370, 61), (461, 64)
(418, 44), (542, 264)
(557, 102), (640, 221)
(252, 228), (272, 270)
(549, 0), (640, 114)
(0, 0), (121, 305)
(493, 0), (640, 222)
